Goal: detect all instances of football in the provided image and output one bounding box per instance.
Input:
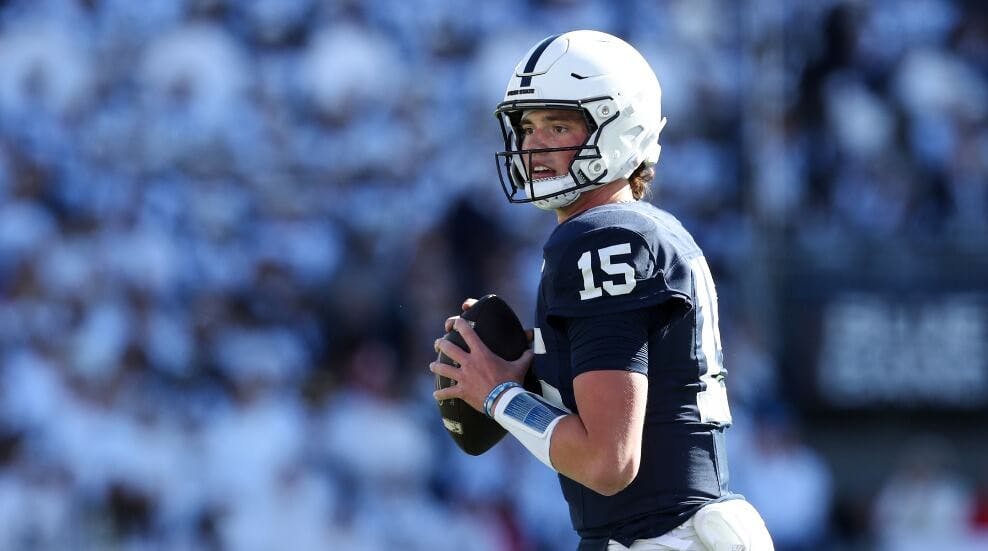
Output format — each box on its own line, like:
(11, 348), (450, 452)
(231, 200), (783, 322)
(436, 294), (539, 456)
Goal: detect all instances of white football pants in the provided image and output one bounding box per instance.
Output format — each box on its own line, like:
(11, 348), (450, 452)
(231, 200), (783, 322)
(606, 499), (774, 551)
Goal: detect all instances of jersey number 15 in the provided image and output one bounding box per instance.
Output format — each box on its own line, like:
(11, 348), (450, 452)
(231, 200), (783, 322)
(577, 243), (636, 300)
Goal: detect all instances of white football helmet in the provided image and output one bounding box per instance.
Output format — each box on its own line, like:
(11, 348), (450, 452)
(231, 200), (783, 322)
(494, 30), (667, 210)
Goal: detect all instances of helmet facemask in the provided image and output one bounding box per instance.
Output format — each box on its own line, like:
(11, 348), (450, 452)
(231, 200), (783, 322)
(494, 101), (614, 210)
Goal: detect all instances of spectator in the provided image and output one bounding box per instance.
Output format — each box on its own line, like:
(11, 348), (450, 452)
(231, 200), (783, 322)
(872, 434), (979, 551)
(0, 1), (984, 548)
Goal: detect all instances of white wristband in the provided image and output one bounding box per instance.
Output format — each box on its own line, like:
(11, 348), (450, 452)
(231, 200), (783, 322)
(492, 386), (567, 471)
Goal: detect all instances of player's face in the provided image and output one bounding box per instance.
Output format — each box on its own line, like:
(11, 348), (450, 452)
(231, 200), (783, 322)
(519, 109), (589, 181)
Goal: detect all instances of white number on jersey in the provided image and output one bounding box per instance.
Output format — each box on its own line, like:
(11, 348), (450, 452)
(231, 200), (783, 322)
(577, 243), (636, 301)
(690, 256), (732, 425)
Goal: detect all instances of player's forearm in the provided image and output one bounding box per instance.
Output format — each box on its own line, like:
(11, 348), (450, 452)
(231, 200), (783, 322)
(490, 381), (643, 495)
(549, 414), (640, 496)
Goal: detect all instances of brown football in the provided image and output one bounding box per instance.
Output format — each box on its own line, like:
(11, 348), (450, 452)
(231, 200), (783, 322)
(436, 294), (539, 455)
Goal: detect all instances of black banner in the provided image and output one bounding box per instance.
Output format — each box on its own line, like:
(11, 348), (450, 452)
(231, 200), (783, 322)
(777, 244), (988, 413)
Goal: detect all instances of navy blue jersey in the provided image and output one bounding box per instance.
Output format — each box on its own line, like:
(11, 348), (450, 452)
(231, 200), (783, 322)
(531, 201), (735, 546)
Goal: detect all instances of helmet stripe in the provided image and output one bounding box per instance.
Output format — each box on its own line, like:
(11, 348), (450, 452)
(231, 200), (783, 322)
(519, 33), (561, 87)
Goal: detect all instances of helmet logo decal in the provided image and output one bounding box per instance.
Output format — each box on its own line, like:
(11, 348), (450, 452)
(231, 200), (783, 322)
(518, 33), (561, 87)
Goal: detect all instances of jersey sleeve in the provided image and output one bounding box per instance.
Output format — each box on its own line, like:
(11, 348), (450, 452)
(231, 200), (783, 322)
(566, 308), (650, 377)
(543, 226), (693, 319)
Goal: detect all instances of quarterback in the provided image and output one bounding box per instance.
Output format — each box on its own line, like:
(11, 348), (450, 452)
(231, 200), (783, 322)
(431, 30), (774, 550)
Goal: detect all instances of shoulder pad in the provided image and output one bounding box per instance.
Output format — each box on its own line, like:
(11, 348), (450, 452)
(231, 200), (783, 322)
(543, 221), (692, 318)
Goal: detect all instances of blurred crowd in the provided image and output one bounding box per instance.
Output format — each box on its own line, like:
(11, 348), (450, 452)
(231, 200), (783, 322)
(0, 0), (986, 550)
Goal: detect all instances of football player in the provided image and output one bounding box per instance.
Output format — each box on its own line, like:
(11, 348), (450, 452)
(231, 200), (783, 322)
(431, 30), (774, 550)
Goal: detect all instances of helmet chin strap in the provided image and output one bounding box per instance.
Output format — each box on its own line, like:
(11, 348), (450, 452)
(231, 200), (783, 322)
(533, 194), (578, 211)
(524, 174), (581, 210)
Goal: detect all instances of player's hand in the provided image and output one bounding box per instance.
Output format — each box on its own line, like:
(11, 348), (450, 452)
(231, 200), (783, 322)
(444, 298), (477, 333)
(431, 317), (534, 413)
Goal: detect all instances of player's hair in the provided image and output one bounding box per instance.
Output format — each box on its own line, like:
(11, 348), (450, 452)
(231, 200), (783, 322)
(629, 161), (655, 200)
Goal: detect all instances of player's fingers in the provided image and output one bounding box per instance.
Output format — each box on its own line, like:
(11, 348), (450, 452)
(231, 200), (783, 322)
(525, 329), (534, 343)
(433, 385), (461, 402)
(429, 361), (460, 381)
(436, 338), (469, 366)
(461, 298), (477, 311)
(453, 317), (485, 354)
(444, 315), (460, 333)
